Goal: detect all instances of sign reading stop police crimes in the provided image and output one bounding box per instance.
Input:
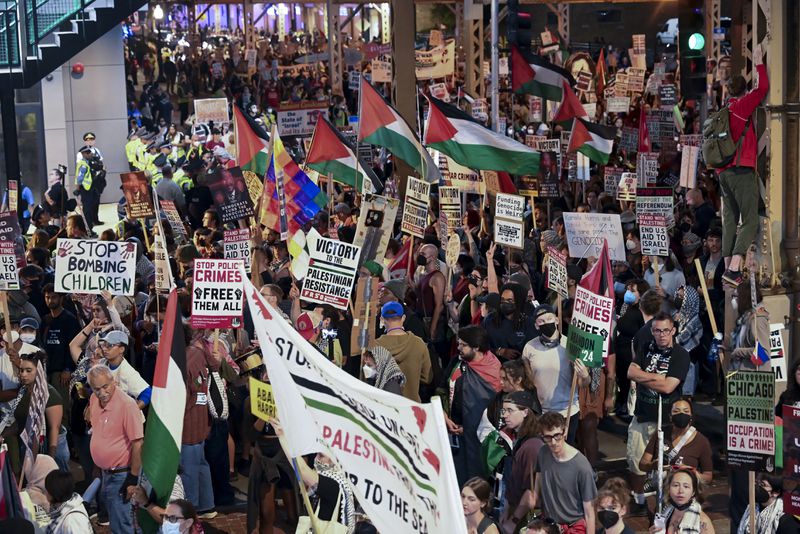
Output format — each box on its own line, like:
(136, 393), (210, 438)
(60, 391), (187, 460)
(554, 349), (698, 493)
(0, 241), (18, 290)
(191, 259), (245, 329)
(494, 193), (525, 249)
(301, 234), (362, 310)
(638, 213), (669, 257)
(726, 371), (776, 471)
(55, 239), (137, 296)
(567, 285), (613, 367)
(400, 177), (430, 238)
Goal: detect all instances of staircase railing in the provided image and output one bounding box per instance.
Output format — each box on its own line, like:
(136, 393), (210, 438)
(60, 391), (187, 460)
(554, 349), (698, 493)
(0, 2), (21, 68)
(26, 0), (95, 45)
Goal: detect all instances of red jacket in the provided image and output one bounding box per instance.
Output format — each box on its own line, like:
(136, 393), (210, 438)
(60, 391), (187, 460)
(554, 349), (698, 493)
(722, 63), (769, 169)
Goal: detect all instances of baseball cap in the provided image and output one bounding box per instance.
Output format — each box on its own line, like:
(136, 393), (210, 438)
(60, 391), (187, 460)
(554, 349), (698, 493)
(504, 390), (542, 414)
(99, 330), (129, 346)
(533, 303), (557, 320)
(19, 317), (39, 331)
(296, 310), (322, 340)
(380, 301), (404, 319)
(380, 279), (405, 302)
(476, 292), (500, 308)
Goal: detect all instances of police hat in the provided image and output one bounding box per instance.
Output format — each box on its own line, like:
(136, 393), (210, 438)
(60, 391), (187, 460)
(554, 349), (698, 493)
(145, 142), (156, 151)
(135, 127), (149, 137)
(153, 154), (168, 168)
(158, 140), (172, 150)
(83, 132), (96, 141)
(79, 145), (93, 153)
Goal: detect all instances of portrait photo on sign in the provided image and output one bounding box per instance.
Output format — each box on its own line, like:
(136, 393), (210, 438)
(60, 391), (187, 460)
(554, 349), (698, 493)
(208, 166), (255, 223)
(121, 172), (155, 219)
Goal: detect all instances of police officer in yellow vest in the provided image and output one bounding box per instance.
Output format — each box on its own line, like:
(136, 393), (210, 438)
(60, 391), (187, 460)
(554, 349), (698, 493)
(149, 153), (168, 185)
(158, 140), (177, 168)
(125, 128), (147, 171)
(142, 141), (159, 176)
(74, 145), (100, 227)
(173, 164), (193, 193)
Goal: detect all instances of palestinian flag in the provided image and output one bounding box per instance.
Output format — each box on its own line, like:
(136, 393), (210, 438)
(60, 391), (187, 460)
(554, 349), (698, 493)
(424, 96), (540, 176)
(553, 81), (588, 128)
(596, 48), (607, 96)
(359, 79), (439, 183)
(638, 104), (651, 153)
(567, 117), (617, 165)
(233, 105), (270, 175)
(139, 289), (187, 534)
(511, 45), (575, 101)
(306, 116), (383, 194)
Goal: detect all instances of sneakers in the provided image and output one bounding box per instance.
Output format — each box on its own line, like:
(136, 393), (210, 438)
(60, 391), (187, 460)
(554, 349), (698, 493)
(722, 269), (744, 287)
(198, 510), (218, 520)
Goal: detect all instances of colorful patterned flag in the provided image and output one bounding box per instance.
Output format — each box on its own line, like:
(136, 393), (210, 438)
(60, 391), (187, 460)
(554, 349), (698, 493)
(20, 360), (48, 459)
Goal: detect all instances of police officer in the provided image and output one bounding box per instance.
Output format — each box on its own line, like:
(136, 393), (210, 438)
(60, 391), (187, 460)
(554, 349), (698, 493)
(76, 132), (104, 164)
(125, 129), (145, 171)
(159, 140), (177, 168)
(74, 146), (100, 228)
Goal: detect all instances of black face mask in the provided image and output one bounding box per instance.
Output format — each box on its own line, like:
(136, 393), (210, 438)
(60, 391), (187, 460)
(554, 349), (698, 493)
(539, 322), (558, 339)
(672, 413), (692, 429)
(679, 222), (692, 233)
(755, 487), (770, 505)
(597, 510), (619, 530)
(499, 302), (516, 316)
(415, 254), (427, 267)
(669, 497), (693, 511)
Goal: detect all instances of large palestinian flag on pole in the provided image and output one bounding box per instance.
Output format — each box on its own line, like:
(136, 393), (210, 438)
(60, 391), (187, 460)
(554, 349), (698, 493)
(358, 79), (439, 183)
(511, 45), (576, 102)
(424, 96), (540, 176)
(139, 289), (187, 533)
(233, 105), (270, 175)
(567, 117), (617, 165)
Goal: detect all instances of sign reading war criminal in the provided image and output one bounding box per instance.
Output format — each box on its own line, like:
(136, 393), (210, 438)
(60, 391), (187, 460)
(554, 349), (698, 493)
(726, 370), (775, 471)
(301, 234), (362, 310)
(190, 259), (245, 329)
(55, 239), (137, 296)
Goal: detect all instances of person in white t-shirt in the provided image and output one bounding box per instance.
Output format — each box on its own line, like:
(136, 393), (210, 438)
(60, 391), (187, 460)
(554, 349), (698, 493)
(97, 330), (151, 409)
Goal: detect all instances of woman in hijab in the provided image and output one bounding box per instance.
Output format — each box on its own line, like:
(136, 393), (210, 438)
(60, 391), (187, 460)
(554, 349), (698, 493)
(20, 454), (59, 529)
(673, 283), (704, 396)
(362, 345), (405, 395)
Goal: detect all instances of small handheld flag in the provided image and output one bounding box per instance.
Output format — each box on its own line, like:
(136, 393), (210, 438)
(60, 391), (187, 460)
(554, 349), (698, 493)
(751, 341), (770, 367)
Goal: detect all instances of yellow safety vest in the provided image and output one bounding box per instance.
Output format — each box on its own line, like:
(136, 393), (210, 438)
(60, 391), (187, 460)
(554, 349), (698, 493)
(173, 169), (193, 191)
(125, 140), (139, 164)
(76, 159), (92, 191)
(133, 141), (148, 170)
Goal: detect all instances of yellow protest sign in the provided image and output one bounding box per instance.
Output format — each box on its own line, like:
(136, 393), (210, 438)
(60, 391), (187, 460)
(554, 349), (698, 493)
(249, 376), (278, 421)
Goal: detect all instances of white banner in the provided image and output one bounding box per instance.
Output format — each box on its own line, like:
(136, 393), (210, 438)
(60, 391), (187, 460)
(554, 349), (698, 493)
(54, 239), (137, 295)
(276, 103), (328, 137)
(371, 59), (392, 83)
(563, 212), (626, 262)
(243, 276), (466, 534)
(416, 40), (456, 80)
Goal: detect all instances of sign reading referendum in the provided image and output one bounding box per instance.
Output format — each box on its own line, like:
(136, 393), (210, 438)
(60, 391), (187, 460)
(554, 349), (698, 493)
(726, 370), (776, 471)
(55, 239), (137, 295)
(190, 259), (245, 329)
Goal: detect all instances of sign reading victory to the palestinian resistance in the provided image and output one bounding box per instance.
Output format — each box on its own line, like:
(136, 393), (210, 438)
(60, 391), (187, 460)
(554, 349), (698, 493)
(494, 193), (525, 249)
(439, 186), (461, 235)
(770, 323), (787, 383)
(400, 177), (431, 238)
(566, 285), (613, 368)
(301, 233), (362, 310)
(726, 371), (776, 471)
(55, 239), (137, 296)
(563, 212), (626, 262)
(190, 259), (245, 329)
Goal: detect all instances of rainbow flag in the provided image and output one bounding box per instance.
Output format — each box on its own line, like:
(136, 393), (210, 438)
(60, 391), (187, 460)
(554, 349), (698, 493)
(258, 128), (327, 238)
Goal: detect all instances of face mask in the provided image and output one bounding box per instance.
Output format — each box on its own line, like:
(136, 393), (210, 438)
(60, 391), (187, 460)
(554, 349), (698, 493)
(669, 497), (693, 511)
(20, 333), (35, 344)
(614, 281), (626, 294)
(499, 303), (516, 316)
(362, 365), (376, 379)
(755, 487), (770, 505)
(672, 413), (692, 429)
(597, 510), (620, 530)
(415, 254), (427, 267)
(681, 245), (697, 258)
(539, 322), (558, 339)
(679, 222), (692, 233)
(626, 239), (638, 251)
(624, 290), (637, 305)
(161, 521), (182, 534)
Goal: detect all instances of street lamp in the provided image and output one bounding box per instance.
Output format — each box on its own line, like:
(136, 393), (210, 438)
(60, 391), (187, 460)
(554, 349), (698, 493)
(153, 5), (164, 20)
(153, 5), (165, 83)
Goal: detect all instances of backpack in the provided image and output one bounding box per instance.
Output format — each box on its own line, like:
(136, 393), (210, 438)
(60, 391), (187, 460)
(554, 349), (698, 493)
(701, 106), (750, 169)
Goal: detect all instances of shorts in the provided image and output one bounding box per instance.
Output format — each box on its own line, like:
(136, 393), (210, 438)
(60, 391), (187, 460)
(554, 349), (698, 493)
(626, 416), (656, 475)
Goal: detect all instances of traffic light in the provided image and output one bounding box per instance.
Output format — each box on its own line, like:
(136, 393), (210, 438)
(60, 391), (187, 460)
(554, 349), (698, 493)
(679, 0), (707, 99)
(507, 0), (533, 50)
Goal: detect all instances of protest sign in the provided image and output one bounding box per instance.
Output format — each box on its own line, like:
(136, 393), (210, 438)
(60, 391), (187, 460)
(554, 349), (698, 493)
(55, 239), (136, 296)
(679, 134), (703, 147)
(348, 71), (361, 92)
(415, 40), (455, 80)
(153, 234), (172, 293)
(429, 29), (443, 47)
(190, 259), (244, 329)
(194, 98), (229, 124)
(607, 97), (631, 114)
(619, 126), (638, 153)
(647, 109), (675, 144)
(224, 229), (252, 272)
(0, 211), (24, 271)
(243, 279), (466, 534)
(439, 186), (461, 234)
(471, 99), (488, 121)
(617, 173), (638, 201)
(726, 371), (776, 470)
(209, 166), (255, 223)
(636, 187), (674, 219)
(632, 34), (646, 54)
(528, 96), (542, 123)
(159, 200), (188, 242)
(121, 172), (156, 219)
(517, 176), (539, 197)
(249, 377), (278, 421)
(638, 214), (669, 256)
(301, 231), (362, 310)
(499, 56), (509, 77)
(659, 84), (677, 107)
(0, 241), (19, 290)
(567, 285), (613, 367)
(784, 405), (800, 479)
(242, 170), (264, 208)
(637, 152), (659, 187)
(770, 323), (787, 383)
(482, 171), (500, 195)
(400, 177), (431, 238)
(680, 144), (701, 189)
(533, 138), (561, 153)
(439, 153), (483, 194)
(583, 102), (597, 119)
(362, 42), (393, 61)
(546, 246), (568, 299)
(7, 180), (17, 213)
(494, 193), (525, 249)
(615, 72), (628, 96)
(627, 68), (646, 93)
(276, 102), (328, 137)
(604, 167), (622, 197)
(538, 148), (560, 186)
(576, 70), (592, 93)
(575, 153), (590, 182)
(538, 178), (560, 199)
(563, 212), (626, 262)
(353, 194), (400, 267)
(429, 82), (449, 102)
(371, 59), (392, 83)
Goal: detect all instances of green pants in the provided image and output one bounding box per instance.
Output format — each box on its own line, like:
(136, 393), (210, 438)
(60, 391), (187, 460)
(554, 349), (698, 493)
(719, 166), (759, 258)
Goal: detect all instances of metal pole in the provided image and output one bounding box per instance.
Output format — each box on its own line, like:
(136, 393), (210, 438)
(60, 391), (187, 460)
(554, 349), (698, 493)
(1, 89), (20, 185)
(491, 0), (499, 133)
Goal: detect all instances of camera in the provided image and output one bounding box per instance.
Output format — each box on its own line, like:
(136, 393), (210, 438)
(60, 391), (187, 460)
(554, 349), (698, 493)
(57, 164), (67, 175)
(321, 328), (338, 340)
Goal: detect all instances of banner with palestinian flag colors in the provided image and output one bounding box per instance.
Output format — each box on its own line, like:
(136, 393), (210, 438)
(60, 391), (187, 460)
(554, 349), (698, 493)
(139, 289), (187, 533)
(567, 117), (617, 165)
(358, 79), (439, 183)
(242, 272), (466, 534)
(511, 45), (576, 102)
(233, 105), (270, 176)
(424, 96), (540, 176)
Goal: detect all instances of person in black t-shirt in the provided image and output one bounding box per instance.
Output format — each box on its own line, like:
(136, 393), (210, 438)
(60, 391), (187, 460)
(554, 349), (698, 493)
(41, 284), (82, 425)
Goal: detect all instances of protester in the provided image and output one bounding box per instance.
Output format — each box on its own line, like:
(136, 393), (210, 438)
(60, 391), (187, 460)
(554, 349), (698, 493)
(43, 470), (93, 533)
(461, 477), (500, 534)
(655, 468), (715, 534)
(737, 474), (784, 534)
(595, 477), (635, 534)
(374, 301), (432, 402)
(361, 345), (405, 395)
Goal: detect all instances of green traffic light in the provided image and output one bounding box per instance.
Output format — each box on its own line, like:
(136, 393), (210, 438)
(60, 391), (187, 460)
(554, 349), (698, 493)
(688, 32), (705, 50)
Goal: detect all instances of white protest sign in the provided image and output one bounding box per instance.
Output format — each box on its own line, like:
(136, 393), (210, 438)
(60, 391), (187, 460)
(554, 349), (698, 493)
(637, 152), (659, 187)
(224, 229), (252, 272)
(401, 177), (431, 238)
(770, 323), (787, 383)
(532, 138), (560, 153)
(429, 82), (449, 102)
(576, 152), (590, 182)
(494, 193), (525, 249)
(55, 239), (137, 296)
(638, 214), (669, 256)
(546, 246), (569, 299)
(276, 102), (328, 137)
(680, 144), (700, 189)
(471, 99), (488, 121)
(159, 200), (188, 242)
(607, 96), (631, 113)
(153, 235), (173, 293)
(194, 98), (229, 124)
(371, 59), (392, 83)
(617, 173), (638, 201)
(0, 241), (18, 290)
(563, 212), (626, 262)
(439, 186), (461, 235)
(636, 187), (674, 219)
(604, 167), (622, 197)
(301, 230), (362, 310)
(190, 259), (245, 329)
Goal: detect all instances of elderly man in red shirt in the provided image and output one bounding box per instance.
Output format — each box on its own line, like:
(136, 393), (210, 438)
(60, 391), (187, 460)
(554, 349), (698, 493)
(87, 363), (143, 533)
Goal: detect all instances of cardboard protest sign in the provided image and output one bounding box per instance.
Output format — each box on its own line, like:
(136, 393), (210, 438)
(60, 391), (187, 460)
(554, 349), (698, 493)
(607, 97), (631, 114)
(429, 83), (448, 101)
(159, 200), (188, 242)
(209, 166), (255, 223)
(637, 152), (659, 187)
(770, 323), (787, 383)
(190, 259), (245, 329)
(371, 59), (392, 83)
(439, 186), (461, 235)
(7, 180), (17, 213)
(563, 212), (626, 262)
(546, 246), (568, 299)
(350, 277), (379, 355)
(153, 234), (173, 293)
(352, 194), (400, 267)
(680, 144), (701, 189)
(242, 170), (264, 209)
(604, 167), (622, 197)
(439, 152), (483, 194)
(567, 285), (613, 367)
(121, 172), (155, 219)
(194, 98), (229, 124)
(482, 171), (500, 194)
(726, 371), (775, 470)
(627, 68), (646, 93)
(55, 239), (137, 295)
(250, 377), (278, 421)
(400, 177), (430, 238)
(632, 34), (646, 54)
(619, 127), (638, 153)
(224, 229), (252, 272)
(617, 173), (638, 201)
(0, 211), (25, 270)
(494, 193), (525, 249)
(0, 241), (19, 290)
(301, 232), (362, 310)
(638, 214), (669, 256)
(429, 29), (443, 47)
(783, 404), (800, 479)
(615, 72), (628, 96)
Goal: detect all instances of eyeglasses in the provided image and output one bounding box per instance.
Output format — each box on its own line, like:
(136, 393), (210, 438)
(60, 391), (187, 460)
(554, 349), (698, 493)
(652, 328), (674, 335)
(540, 432), (564, 443)
(161, 514), (184, 523)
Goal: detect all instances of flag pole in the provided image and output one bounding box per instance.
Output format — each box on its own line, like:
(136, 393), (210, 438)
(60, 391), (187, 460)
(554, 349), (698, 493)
(490, 0), (499, 133)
